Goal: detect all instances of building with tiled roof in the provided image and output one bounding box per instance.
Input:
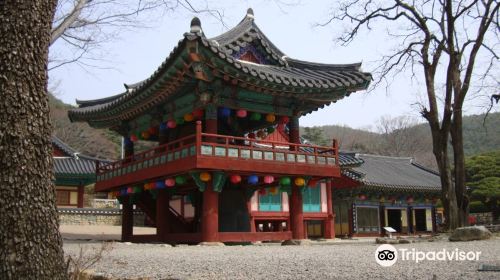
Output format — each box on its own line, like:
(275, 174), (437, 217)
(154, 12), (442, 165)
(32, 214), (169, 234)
(333, 154), (442, 237)
(52, 136), (108, 208)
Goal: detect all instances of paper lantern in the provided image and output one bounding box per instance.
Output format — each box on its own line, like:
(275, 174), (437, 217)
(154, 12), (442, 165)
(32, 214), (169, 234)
(220, 107), (231, 117)
(193, 108), (204, 119)
(248, 132), (256, 139)
(165, 178), (175, 187)
(266, 127), (275, 134)
(176, 117), (185, 125)
(280, 177), (291, 186)
(263, 175), (274, 184)
(155, 181), (165, 189)
(258, 188), (267, 195)
(148, 126), (158, 135)
(159, 122), (167, 130)
(358, 194), (367, 201)
(248, 175), (259, 185)
(294, 177), (305, 187)
(379, 196), (386, 202)
(127, 187), (133, 194)
(307, 179), (319, 187)
(200, 172), (211, 182)
(250, 112), (262, 121)
(175, 176), (187, 185)
(230, 174), (241, 184)
(184, 113), (194, 122)
(141, 131), (150, 140)
(257, 130), (266, 138)
(269, 186), (279, 195)
(236, 109), (247, 118)
(265, 114), (276, 123)
(280, 116), (290, 124)
(124, 137), (132, 146)
(130, 134), (138, 142)
(120, 188), (128, 196)
(143, 183), (151, 190)
(406, 196), (414, 203)
(167, 120), (177, 128)
(133, 186), (142, 193)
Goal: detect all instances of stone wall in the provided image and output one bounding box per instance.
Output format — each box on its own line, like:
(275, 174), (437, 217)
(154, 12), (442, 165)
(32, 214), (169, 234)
(92, 199), (119, 209)
(58, 208), (145, 226)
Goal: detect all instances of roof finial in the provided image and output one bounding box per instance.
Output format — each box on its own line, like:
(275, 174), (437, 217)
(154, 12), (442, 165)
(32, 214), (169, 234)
(246, 8), (254, 19)
(190, 17), (202, 33)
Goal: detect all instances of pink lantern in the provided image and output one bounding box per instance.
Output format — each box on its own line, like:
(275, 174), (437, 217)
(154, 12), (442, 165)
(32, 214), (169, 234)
(167, 120), (177, 128)
(165, 178), (175, 187)
(230, 174), (242, 184)
(127, 187), (133, 194)
(236, 109), (247, 118)
(263, 175), (274, 184)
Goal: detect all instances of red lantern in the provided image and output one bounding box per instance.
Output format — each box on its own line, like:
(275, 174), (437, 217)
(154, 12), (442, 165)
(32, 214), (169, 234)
(130, 134), (138, 142)
(308, 179), (319, 187)
(148, 126), (158, 135)
(358, 194), (367, 201)
(258, 188), (267, 195)
(236, 109), (247, 118)
(280, 116), (289, 124)
(230, 174), (242, 184)
(193, 109), (204, 119)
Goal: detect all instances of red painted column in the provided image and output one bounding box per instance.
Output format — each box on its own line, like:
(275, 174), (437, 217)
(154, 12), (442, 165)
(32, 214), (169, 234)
(121, 196), (133, 241)
(324, 180), (335, 239)
(77, 185), (84, 208)
(156, 189), (170, 240)
(288, 116), (305, 239)
(201, 103), (219, 242)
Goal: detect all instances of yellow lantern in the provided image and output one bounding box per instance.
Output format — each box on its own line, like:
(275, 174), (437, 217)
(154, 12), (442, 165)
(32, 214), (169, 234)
(141, 131), (150, 139)
(200, 172), (211, 182)
(294, 177), (305, 187)
(265, 113), (276, 123)
(184, 113), (194, 122)
(270, 186), (279, 195)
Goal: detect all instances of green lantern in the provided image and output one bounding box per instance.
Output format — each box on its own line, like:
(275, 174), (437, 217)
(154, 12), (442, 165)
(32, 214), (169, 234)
(176, 117), (185, 125)
(280, 176), (291, 186)
(266, 127), (275, 133)
(175, 175), (187, 185)
(133, 186), (142, 194)
(250, 112), (262, 121)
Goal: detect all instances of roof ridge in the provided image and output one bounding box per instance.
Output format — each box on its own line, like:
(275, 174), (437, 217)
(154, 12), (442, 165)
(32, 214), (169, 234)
(358, 153), (413, 161)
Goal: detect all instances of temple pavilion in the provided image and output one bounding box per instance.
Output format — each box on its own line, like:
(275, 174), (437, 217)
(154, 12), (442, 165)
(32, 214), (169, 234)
(69, 9), (371, 243)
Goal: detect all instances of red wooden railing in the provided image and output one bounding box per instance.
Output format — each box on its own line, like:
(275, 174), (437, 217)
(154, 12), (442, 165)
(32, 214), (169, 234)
(96, 121), (339, 182)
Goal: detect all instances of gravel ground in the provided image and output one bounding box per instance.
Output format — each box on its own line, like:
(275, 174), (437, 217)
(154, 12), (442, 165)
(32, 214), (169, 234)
(64, 238), (500, 280)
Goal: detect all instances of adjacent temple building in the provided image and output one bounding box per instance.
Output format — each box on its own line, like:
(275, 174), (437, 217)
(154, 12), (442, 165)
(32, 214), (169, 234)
(69, 9), (374, 243)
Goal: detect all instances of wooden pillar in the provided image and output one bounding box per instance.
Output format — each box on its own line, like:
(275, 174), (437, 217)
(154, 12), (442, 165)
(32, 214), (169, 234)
(290, 186), (305, 239)
(288, 116), (304, 239)
(201, 181), (219, 242)
(201, 103), (219, 242)
(77, 185), (84, 208)
(324, 180), (335, 239)
(121, 196), (133, 241)
(156, 189), (170, 240)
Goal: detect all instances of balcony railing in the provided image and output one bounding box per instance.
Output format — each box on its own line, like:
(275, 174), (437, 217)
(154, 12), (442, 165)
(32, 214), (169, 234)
(96, 121), (339, 184)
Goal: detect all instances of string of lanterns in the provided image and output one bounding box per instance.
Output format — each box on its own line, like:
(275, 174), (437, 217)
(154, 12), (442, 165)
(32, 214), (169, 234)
(126, 106), (290, 143)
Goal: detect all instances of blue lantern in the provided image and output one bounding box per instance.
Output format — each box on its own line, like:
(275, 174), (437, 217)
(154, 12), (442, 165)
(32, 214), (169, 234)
(155, 181), (165, 189)
(120, 188), (128, 196)
(124, 137), (132, 146)
(248, 175), (259, 185)
(159, 122), (167, 130)
(219, 107), (231, 117)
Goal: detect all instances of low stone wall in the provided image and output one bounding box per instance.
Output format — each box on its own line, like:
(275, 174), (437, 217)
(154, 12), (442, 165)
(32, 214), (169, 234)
(58, 208), (145, 226)
(92, 199), (119, 209)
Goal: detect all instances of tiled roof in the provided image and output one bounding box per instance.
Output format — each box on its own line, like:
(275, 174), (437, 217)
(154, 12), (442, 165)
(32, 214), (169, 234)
(52, 137), (108, 177)
(69, 10), (371, 124)
(52, 136), (77, 156)
(352, 154), (441, 192)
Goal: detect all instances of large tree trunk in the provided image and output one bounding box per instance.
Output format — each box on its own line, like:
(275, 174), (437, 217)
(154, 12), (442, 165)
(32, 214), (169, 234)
(0, 1), (66, 279)
(430, 128), (459, 231)
(451, 109), (469, 227)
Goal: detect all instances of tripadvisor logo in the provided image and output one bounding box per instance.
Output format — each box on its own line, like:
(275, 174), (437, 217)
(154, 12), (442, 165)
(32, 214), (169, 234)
(375, 244), (482, 267)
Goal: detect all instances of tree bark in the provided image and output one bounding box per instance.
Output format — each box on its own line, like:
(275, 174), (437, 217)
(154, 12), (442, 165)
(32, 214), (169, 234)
(0, 1), (66, 279)
(451, 109), (469, 227)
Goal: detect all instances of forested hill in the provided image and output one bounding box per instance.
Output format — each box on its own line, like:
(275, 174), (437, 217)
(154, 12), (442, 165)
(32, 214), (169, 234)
(49, 93), (500, 164)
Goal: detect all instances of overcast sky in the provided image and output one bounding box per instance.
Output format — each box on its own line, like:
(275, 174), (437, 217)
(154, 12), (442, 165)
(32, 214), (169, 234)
(49, 0), (497, 130)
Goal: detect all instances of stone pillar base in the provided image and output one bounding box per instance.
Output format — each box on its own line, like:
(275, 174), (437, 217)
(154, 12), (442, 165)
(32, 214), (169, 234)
(281, 239), (312, 246)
